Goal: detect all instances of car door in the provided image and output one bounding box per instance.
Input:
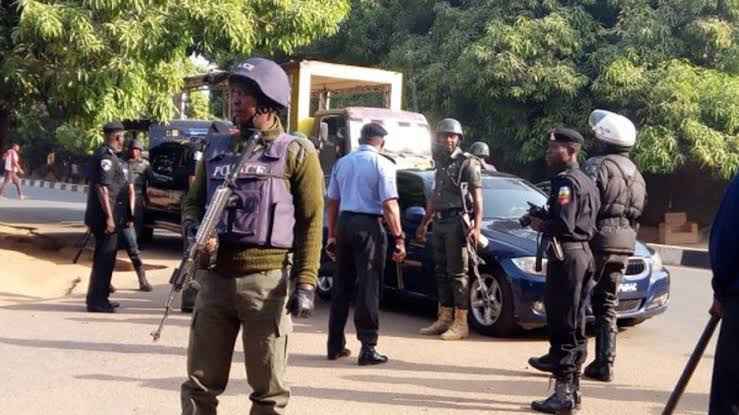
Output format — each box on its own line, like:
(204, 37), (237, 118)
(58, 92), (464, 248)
(387, 172), (436, 298)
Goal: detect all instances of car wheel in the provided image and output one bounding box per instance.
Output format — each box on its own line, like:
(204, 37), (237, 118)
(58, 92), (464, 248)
(317, 273), (333, 302)
(468, 271), (516, 337)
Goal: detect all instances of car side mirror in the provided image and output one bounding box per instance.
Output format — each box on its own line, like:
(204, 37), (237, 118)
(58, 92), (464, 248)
(319, 122), (329, 144)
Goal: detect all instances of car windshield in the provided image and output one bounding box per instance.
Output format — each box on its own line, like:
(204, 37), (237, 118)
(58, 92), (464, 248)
(481, 176), (548, 220)
(348, 119), (432, 157)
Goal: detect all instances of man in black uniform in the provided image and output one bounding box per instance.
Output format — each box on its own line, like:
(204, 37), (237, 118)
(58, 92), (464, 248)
(84, 121), (133, 313)
(582, 110), (646, 382)
(525, 128), (600, 413)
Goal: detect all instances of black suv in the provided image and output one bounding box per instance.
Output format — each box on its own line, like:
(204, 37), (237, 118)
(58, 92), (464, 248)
(140, 120), (236, 242)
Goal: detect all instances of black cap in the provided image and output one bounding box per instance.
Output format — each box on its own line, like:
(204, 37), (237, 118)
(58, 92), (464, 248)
(549, 127), (584, 145)
(360, 122), (388, 140)
(103, 121), (125, 133)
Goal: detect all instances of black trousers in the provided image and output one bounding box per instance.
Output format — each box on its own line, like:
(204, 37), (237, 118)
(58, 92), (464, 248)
(710, 296), (739, 415)
(85, 229), (118, 307)
(544, 243), (595, 379)
(328, 212), (388, 352)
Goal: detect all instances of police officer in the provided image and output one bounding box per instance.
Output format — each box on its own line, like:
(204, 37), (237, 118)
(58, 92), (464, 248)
(114, 138), (153, 292)
(84, 121), (133, 313)
(581, 110), (646, 382)
(126, 139), (150, 239)
(708, 172), (739, 415)
(325, 122), (406, 365)
(179, 57), (324, 415)
(526, 128), (600, 413)
(416, 118), (483, 341)
(469, 141), (497, 173)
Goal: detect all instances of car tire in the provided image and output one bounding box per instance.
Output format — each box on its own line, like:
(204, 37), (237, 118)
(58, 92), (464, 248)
(468, 270), (517, 337)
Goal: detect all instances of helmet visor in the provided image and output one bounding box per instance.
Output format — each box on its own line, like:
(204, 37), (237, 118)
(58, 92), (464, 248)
(588, 110), (610, 128)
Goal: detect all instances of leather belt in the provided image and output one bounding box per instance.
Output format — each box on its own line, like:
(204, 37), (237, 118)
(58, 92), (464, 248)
(434, 209), (464, 220)
(342, 211), (382, 218)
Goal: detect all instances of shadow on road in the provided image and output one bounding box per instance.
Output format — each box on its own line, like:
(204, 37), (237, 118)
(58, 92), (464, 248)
(0, 332), (708, 413)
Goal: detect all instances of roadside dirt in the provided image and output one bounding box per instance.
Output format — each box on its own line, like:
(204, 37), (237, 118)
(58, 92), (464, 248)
(0, 223), (164, 301)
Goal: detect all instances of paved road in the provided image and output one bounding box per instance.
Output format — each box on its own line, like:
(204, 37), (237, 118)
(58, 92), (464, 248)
(0, 185), (86, 223)
(0, 187), (717, 414)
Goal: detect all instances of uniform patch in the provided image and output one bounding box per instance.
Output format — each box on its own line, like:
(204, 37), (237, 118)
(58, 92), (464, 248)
(100, 159), (112, 172)
(558, 186), (571, 205)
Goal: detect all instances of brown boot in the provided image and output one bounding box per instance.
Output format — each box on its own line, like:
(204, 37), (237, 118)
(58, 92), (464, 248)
(419, 306), (453, 335)
(441, 308), (469, 340)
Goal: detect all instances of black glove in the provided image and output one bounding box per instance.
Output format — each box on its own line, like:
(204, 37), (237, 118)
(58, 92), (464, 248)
(286, 285), (315, 318)
(182, 219), (199, 250)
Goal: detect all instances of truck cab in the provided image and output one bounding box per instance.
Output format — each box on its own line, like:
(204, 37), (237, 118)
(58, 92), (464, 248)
(311, 107), (433, 175)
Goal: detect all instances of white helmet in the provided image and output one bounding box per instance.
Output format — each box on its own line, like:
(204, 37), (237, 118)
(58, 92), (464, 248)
(588, 109), (636, 148)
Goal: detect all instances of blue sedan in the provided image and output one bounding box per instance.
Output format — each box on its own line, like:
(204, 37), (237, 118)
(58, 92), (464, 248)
(318, 169), (670, 337)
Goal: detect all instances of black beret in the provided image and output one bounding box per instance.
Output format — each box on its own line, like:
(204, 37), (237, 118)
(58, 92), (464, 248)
(360, 122), (388, 140)
(103, 121), (125, 133)
(549, 127), (584, 145)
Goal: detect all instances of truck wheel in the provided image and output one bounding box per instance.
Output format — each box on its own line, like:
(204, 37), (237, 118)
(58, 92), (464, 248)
(140, 226), (154, 244)
(468, 271), (517, 337)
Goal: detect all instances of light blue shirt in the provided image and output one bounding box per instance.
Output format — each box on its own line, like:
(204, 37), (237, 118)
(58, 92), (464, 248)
(327, 144), (398, 214)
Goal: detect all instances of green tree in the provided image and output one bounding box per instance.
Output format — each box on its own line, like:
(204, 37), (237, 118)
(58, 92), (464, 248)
(186, 90), (211, 120)
(303, 0), (739, 179)
(0, 0), (349, 153)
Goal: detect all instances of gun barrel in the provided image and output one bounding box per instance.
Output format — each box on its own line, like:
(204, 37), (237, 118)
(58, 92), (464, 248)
(662, 315), (721, 414)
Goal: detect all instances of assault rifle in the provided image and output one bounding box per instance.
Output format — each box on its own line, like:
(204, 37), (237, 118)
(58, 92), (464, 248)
(519, 202), (563, 272)
(150, 130), (261, 342)
(72, 230), (92, 264)
(459, 183), (492, 309)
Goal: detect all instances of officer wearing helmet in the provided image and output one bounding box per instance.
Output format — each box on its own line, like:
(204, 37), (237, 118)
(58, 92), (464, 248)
(526, 127), (600, 413)
(581, 110), (646, 382)
(469, 141), (497, 173)
(180, 57), (325, 414)
(416, 118), (483, 341)
(126, 139), (150, 239)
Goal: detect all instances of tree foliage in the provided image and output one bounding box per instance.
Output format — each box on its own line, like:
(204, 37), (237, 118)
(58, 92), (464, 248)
(302, 0), (739, 178)
(1, 0), (349, 153)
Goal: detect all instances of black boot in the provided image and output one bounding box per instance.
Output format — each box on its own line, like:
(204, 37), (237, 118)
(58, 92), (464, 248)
(531, 376), (576, 414)
(135, 265), (152, 292)
(529, 353), (556, 373)
(584, 323), (615, 382)
(358, 346), (388, 366)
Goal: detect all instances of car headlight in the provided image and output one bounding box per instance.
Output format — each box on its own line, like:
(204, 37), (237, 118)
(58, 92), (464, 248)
(510, 256), (547, 277)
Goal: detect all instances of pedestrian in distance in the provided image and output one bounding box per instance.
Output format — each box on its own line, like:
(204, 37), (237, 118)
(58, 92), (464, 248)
(525, 128), (600, 413)
(0, 143), (25, 200)
(179, 57), (324, 415)
(707, 172), (739, 415)
(84, 121), (134, 313)
(580, 110), (646, 382)
(416, 118), (484, 341)
(325, 122), (407, 366)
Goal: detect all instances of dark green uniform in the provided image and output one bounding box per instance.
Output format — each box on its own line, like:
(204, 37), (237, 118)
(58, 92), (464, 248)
(180, 120), (324, 415)
(127, 158), (149, 238)
(431, 149), (482, 309)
